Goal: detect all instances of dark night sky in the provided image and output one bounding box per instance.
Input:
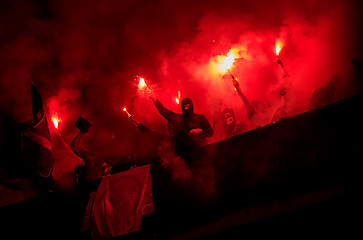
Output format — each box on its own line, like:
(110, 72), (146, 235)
(0, 0), (362, 180)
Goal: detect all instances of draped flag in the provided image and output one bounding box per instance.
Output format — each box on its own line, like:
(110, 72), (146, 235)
(21, 84), (53, 177)
(86, 164), (153, 239)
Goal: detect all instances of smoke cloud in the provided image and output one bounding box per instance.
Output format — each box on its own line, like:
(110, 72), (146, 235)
(1, 0), (362, 181)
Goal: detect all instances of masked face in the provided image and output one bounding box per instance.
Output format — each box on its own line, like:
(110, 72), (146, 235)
(224, 113), (234, 125)
(181, 98), (194, 116)
(183, 103), (190, 110)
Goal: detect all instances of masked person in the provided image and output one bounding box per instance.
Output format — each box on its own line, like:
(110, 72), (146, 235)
(232, 79), (271, 128)
(151, 97), (213, 156)
(222, 108), (248, 138)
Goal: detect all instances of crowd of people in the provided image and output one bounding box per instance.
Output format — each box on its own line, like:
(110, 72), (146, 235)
(0, 57), (362, 236)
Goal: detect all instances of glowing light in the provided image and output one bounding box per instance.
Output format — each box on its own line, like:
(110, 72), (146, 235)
(52, 117), (59, 129)
(276, 45), (281, 56)
(214, 47), (244, 74)
(137, 76), (154, 98)
(123, 107), (131, 118)
(216, 51), (237, 73)
(175, 90), (181, 104)
(275, 41), (283, 56)
(138, 77), (146, 89)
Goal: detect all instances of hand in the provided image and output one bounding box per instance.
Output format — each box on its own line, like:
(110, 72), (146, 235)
(131, 117), (140, 127)
(233, 79), (239, 88)
(76, 116), (91, 133)
(188, 128), (203, 136)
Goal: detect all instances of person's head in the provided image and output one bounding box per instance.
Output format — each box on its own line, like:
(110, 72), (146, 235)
(74, 164), (86, 177)
(223, 108), (235, 126)
(74, 164), (86, 184)
(181, 98), (194, 116)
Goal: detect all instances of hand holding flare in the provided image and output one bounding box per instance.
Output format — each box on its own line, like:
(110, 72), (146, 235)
(123, 107), (140, 127)
(275, 41), (287, 78)
(52, 117), (59, 129)
(123, 107), (132, 118)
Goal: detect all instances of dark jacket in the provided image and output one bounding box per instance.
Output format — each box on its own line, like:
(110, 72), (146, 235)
(153, 99), (213, 155)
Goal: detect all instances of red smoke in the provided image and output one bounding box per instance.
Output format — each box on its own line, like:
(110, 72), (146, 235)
(0, 0), (362, 181)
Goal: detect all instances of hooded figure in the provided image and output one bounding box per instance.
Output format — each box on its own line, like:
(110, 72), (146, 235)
(222, 108), (247, 138)
(152, 97), (213, 156)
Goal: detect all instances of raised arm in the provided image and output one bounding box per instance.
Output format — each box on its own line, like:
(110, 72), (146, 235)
(70, 131), (89, 159)
(233, 79), (256, 120)
(151, 98), (178, 122)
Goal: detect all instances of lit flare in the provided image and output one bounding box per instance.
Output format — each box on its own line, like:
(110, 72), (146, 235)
(275, 40), (283, 56)
(138, 77), (147, 89)
(52, 117), (59, 129)
(216, 49), (239, 73)
(123, 107), (132, 118)
(175, 90), (181, 104)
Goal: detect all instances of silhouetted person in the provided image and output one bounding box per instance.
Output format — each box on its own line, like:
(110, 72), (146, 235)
(74, 164), (86, 185)
(309, 75), (343, 110)
(232, 79), (270, 128)
(129, 117), (189, 217)
(0, 84), (53, 202)
(70, 117), (107, 182)
(271, 87), (289, 123)
(222, 107), (248, 138)
(151, 97), (213, 155)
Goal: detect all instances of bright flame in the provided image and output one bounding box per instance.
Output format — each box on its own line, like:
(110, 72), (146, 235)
(275, 41), (283, 56)
(52, 117), (59, 129)
(123, 107), (127, 111)
(178, 91), (181, 99)
(276, 45), (281, 56)
(216, 52), (236, 73)
(214, 47), (244, 74)
(175, 98), (180, 104)
(138, 77), (146, 89)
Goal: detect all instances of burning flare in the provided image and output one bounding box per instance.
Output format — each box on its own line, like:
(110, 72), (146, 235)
(123, 107), (132, 118)
(175, 90), (181, 104)
(138, 77), (147, 89)
(52, 117), (59, 129)
(275, 40), (283, 56)
(214, 47), (245, 74)
(137, 76), (154, 98)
